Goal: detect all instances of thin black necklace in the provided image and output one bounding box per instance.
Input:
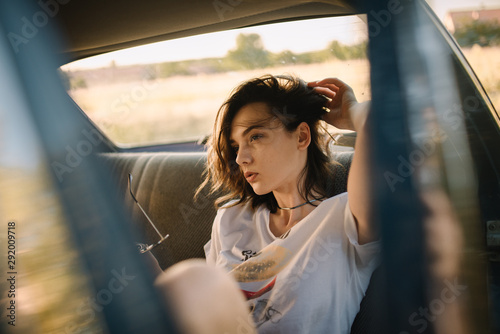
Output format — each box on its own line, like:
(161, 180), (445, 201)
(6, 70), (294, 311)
(277, 198), (322, 210)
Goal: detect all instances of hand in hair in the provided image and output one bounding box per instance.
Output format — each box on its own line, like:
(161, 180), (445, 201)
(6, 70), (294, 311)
(310, 77), (376, 244)
(308, 78), (369, 132)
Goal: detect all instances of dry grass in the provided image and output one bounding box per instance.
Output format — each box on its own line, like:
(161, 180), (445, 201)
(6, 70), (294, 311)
(69, 47), (500, 146)
(461, 45), (500, 109)
(70, 59), (371, 145)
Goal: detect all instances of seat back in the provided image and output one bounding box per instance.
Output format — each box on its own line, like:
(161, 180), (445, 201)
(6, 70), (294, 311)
(100, 149), (386, 332)
(100, 150), (354, 269)
(100, 152), (216, 268)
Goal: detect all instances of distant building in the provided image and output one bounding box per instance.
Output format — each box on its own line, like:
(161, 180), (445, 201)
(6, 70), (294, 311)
(444, 8), (500, 33)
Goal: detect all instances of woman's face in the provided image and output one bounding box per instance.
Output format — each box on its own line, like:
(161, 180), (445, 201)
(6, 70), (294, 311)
(229, 102), (309, 196)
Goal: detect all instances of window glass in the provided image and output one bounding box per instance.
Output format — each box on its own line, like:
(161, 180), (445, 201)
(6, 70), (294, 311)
(61, 15), (371, 147)
(425, 0), (500, 110)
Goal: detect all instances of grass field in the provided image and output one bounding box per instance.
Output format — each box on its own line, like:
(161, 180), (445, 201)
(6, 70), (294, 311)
(461, 46), (500, 109)
(70, 59), (371, 146)
(69, 46), (500, 147)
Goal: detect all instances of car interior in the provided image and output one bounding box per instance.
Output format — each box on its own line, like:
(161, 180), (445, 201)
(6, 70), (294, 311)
(1, 0), (499, 333)
(58, 1), (369, 270)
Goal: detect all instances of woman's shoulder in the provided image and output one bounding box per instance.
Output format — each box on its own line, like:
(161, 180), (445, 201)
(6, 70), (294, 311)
(215, 199), (266, 226)
(213, 200), (270, 242)
(322, 191), (349, 207)
(219, 199), (244, 210)
(218, 199), (252, 214)
(313, 192), (350, 223)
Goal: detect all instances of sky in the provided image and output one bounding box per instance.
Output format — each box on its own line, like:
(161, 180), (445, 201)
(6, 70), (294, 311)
(63, 0), (500, 70)
(63, 16), (368, 70)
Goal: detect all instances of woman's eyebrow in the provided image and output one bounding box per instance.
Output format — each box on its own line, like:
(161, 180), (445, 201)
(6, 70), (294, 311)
(230, 124), (266, 143)
(229, 121), (268, 144)
(242, 124), (265, 136)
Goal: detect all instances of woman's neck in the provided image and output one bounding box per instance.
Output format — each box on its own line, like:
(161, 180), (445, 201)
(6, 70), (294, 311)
(269, 204), (316, 237)
(269, 191), (323, 237)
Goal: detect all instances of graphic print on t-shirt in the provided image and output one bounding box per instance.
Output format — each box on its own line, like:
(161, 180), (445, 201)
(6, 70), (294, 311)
(206, 193), (381, 333)
(241, 249), (257, 261)
(250, 299), (283, 328)
(230, 243), (293, 300)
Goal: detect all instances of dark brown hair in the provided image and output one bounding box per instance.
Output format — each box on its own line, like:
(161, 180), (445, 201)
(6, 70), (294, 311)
(197, 74), (333, 213)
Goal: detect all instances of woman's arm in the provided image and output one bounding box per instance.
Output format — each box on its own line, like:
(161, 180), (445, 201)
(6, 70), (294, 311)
(155, 259), (256, 334)
(308, 78), (376, 244)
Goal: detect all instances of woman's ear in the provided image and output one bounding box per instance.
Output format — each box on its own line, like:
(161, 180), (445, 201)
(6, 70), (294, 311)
(297, 122), (311, 151)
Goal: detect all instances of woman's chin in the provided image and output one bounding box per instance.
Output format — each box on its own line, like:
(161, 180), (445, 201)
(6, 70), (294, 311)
(250, 184), (270, 196)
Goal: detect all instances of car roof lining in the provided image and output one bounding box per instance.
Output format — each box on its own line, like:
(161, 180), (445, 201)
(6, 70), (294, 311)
(55, 0), (361, 62)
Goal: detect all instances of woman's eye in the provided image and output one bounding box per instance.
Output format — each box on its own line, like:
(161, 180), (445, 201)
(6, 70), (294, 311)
(232, 146), (239, 153)
(250, 134), (262, 142)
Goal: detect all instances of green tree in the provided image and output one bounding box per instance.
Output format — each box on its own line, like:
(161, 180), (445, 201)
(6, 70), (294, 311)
(454, 19), (500, 47)
(272, 50), (298, 65)
(227, 33), (270, 69)
(328, 41), (367, 60)
(295, 50), (331, 64)
(347, 41), (368, 59)
(329, 41), (349, 60)
(71, 77), (87, 89)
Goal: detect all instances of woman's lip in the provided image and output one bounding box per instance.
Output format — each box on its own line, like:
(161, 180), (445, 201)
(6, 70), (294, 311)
(245, 172), (258, 182)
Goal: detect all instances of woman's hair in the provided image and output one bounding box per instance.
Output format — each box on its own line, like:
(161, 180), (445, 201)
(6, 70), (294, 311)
(197, 74), (334, 213)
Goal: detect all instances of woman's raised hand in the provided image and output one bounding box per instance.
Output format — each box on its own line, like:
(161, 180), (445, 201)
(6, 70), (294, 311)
(308, 78), (369, 132)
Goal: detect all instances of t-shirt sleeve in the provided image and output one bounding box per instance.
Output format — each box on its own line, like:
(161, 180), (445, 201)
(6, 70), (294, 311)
(343, 196), (381, 269)
(204, 208), (223, 266)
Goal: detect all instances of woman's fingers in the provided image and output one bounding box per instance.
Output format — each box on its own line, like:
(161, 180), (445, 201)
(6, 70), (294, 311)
(310, 86), (336, 100)
(310, 77), (347, 88)
(309, 78), (354, 99)
(308, 78), (345, 92)
(309, 78), (353, 106)
(308, 81), (339, 94)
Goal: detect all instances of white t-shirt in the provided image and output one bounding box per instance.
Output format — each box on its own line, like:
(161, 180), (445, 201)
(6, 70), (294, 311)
(204, 192), (380, 334)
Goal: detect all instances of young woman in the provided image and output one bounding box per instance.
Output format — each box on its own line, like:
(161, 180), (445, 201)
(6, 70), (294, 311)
(201, 74), (380, 333)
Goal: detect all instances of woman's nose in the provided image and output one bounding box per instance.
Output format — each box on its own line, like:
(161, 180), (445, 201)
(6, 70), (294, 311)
(235, 146), (252, 166)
